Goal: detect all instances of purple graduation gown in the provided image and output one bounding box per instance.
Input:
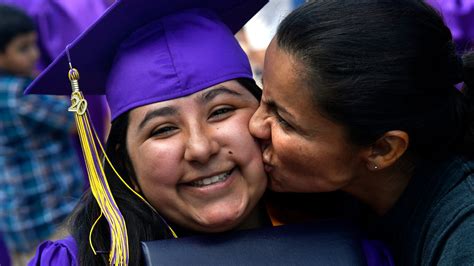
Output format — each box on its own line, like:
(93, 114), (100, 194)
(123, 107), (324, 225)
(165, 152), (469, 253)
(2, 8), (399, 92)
(28, 237), (77, 266)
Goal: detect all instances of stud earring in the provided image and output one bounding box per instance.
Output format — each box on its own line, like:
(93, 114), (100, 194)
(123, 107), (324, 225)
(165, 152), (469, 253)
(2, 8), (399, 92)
(373, 165), (378, 170)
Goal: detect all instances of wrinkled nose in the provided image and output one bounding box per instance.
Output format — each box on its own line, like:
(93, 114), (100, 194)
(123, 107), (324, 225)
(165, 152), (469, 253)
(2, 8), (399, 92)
(184, 126), (219, 164)
(249, 105), (271, 141)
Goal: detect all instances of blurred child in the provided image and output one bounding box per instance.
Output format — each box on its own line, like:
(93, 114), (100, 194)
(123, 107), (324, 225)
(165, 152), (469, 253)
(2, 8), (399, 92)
(0, 0), (112, 188)
(0, 4), (83, 266)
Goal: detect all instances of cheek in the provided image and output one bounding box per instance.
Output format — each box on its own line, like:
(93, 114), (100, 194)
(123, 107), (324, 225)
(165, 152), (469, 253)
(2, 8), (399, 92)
(13, 52), (28, 64)
(268, 126), (323, 177)
(270, 126), (300, 158)
(132, 141), (184, 187)
(274, 132), (357, 187)
(220, 112), (260, 156)
(219, 111), (265, 178)
(274, 134), (339, 170)
(275, 136), (312, 168)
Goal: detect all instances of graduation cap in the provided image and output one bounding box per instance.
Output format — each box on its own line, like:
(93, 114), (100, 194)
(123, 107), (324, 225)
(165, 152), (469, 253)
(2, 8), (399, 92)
(26, 0), (266, 120)
(25, 0), (267, 264)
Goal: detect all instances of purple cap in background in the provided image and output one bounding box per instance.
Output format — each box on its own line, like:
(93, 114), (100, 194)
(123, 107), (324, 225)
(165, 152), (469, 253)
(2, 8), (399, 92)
(427, 0), (474, 51)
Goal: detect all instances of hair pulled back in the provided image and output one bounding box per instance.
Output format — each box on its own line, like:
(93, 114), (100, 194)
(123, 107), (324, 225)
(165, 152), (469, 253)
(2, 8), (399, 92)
(276, 0), (474, 159)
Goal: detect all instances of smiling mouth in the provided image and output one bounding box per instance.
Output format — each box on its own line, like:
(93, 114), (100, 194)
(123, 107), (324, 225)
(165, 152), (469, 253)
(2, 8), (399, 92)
(187, 168), (235, 187)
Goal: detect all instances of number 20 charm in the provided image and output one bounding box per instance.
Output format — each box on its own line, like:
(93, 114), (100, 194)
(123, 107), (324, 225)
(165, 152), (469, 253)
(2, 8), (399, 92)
(68, 91), (88, 115)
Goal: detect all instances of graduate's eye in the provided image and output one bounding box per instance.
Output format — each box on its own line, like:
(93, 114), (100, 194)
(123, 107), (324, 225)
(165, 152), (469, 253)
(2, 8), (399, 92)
(209, 107), (235, 120)
(151, 125), (178, 137)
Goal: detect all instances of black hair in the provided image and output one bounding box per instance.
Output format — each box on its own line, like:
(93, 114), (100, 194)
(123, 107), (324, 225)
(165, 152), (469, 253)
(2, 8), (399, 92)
(276, 0), (474, 160)
(69, 78), (261, 265)
(0, 4), (36, 52)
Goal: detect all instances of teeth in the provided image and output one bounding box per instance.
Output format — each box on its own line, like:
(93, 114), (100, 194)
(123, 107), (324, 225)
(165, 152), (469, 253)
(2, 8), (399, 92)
(189, 170), (232, 187)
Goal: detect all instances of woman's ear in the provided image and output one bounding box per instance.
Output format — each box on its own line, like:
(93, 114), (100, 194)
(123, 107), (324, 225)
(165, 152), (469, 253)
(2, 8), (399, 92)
(365, 130), (409, 171)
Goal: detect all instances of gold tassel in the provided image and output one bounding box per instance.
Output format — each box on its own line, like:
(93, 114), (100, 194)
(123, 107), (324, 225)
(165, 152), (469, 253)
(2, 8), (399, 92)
(68, 66), (129, 265)
(65, 55), (176, 265)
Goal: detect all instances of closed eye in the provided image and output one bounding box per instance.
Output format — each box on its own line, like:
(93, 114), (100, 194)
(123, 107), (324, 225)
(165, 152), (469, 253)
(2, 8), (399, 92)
(276, 113), (292, 129)
(262, 98), (294, 130)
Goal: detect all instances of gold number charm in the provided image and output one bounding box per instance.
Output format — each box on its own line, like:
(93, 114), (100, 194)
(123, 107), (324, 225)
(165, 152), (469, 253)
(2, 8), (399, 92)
(68, 91), (88, 115)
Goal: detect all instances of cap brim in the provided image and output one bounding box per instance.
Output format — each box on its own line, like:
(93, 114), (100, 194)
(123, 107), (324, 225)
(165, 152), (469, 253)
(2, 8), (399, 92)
(25, 0), (267, 95)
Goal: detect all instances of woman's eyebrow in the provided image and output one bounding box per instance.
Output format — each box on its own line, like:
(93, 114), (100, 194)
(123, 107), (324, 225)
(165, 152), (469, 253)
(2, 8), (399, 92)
(263, 98), (295, 120)
(138, 106), (178, 129)
(199, 86), (242, 104)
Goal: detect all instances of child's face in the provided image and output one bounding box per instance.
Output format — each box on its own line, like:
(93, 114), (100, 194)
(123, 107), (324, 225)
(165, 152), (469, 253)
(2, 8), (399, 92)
(0, 32), (39, 77)
(126, 80), (267, 233)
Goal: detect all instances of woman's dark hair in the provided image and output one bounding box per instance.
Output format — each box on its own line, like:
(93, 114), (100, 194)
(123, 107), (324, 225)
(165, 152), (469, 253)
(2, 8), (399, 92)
(276, 0), (474, 159)
(69, 78), (261, 265)
(0, 4), (36, 52)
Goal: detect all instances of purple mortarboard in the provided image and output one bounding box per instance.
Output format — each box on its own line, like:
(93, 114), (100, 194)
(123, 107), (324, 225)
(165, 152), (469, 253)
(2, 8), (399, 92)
(24, 0), (267, 265)
(26, 0), (266, 120)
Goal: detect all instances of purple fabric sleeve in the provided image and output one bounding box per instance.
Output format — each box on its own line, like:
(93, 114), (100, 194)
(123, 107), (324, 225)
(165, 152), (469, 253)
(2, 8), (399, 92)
(28, 236), (78, 266)
(0, 233), (10, 266)
(362, 239), (395, 266)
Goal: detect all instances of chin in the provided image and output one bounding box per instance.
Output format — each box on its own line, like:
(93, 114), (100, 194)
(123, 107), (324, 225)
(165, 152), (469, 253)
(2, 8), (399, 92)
(193, 203), (250, 232)
(193, 217), (244, 233)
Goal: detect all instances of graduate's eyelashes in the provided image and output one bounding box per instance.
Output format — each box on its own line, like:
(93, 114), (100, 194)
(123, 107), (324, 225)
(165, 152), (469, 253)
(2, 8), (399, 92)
(139, 87), (244, 131)
(150, 106), (236, 138)
(151, 125), (178, 137)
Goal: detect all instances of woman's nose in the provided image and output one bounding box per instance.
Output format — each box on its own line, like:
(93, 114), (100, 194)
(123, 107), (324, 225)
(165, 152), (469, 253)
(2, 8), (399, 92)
(184, 126), (219, 164)
(249, 105), (271, 140)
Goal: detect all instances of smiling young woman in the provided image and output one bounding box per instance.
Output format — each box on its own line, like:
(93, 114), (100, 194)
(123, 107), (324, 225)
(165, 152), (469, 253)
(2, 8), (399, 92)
(125, 80), (266, 233)
(24, 0), (269, 264)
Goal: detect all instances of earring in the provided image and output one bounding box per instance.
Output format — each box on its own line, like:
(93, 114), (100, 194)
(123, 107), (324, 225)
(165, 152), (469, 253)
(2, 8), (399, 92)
(367, 162), (379, 170)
